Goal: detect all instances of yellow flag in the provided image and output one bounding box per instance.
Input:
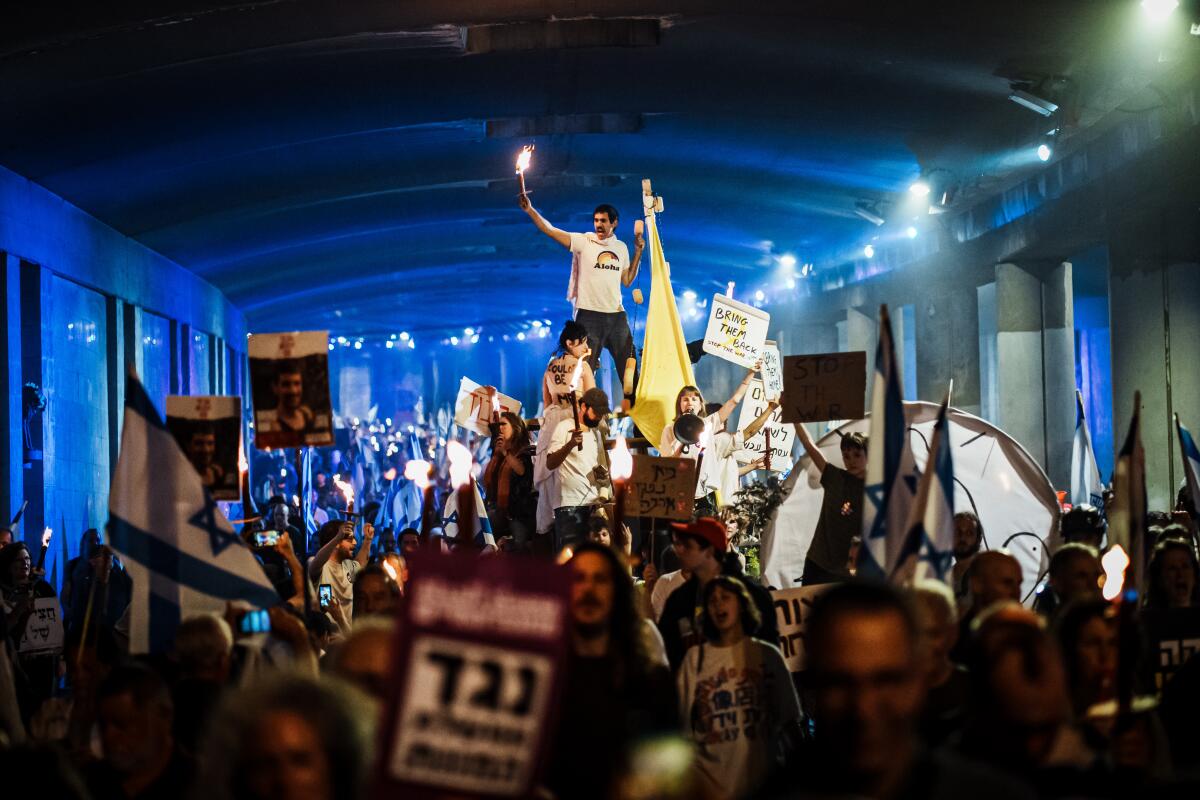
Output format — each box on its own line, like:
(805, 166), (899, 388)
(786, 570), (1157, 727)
(630, 210), (695, 446)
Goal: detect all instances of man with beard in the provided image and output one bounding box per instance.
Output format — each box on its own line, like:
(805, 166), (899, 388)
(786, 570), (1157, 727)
(519, 196), (644, 396)
(545, 387), (611, 551)
(270, 360), (314, 434)
(951, 511), (984, 606)
(185, 423), (225, 490)
(543, 543), (677, 800)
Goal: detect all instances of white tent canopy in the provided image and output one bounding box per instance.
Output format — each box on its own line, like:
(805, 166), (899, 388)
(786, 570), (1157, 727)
(759, 402), (1061, 602)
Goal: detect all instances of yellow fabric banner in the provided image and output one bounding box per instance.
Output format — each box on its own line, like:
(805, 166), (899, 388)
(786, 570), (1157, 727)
(630, 210), (695, 446)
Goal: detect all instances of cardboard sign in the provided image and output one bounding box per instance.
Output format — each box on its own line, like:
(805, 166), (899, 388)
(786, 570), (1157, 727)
(248, 331), (334, 449)
(626, 455), (698, 520)
(18, 598), (64, 654)
(761, 340), (784, 400)
(376, 551), (569, 798)
(779, 351), (867, 424)
(167, 395), (242, 500)
(771, 585), (833, 673)
(736, 379), (794, 471)
(702, 294), (770, 368)
(454, 378), (523, 437)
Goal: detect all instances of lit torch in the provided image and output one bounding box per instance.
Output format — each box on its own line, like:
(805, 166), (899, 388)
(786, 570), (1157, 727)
(568, 355), (586, 449)
(515, 144), (535, 196)
(447, 441), (476, 548)
(726, 281), (735, 300)
(36, 527), (52, 574)
(405, 459), (435, 539)
(1101, 544), (1138, 720)
(610, 436), (634, 543)
(333, 475), (356, 516)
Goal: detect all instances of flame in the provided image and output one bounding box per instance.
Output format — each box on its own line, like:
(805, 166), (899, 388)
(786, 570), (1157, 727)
(515, 144), (534, 174)
(238, 446), (248, 476)
(610, 436), (633, 481)
(382, 560), (398, 582)
(42, 527), (53, 548)
(1101, 545), (1130, 601)
(492, 393), (502, 416)
(384, 467), (397, 481)
(726, 281), (735, 299)
(447, 440), (473, 489)
(333, 475), (354, 507)
(557, 546), (574, 565)
(404, 459), (431, 491)
(568, 355), (585, 393)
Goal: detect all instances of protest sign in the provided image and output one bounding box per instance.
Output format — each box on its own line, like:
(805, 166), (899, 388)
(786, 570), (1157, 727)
(248, 331), (334, 449)
(376, 551), (569, 798)
(736, 379), (794, 471)
(626, 455), (699, 521)
(166, 395), (241, 500)
(761, 340), (784, 400)
(771, 585), (833, 673)
(779, 351), (867, 424)
(454, 378), (523, 437)
(18, 598), (64, 655)
(702, 294), (770, 368)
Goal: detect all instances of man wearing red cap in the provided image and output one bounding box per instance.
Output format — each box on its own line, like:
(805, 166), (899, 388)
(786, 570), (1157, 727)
(657, 517), (776, 671)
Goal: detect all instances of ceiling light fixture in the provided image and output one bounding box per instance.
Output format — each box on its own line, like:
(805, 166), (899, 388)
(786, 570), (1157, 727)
(908, 180), (931, 197)
(863, 244), (875, 258)
(1008, 89), (1058, 117)
(854, 201), (886, 226)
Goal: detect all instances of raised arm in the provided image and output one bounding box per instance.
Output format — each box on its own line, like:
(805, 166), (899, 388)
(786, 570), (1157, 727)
(793, 422), (827, 474)
(622, 226), (646, 287)
(519, 194), (571, 249)
(307, 521), (352, 581)
(741, 400), (779, 440)
(717, 363), (760, 424)
(354, 523), (375, 568)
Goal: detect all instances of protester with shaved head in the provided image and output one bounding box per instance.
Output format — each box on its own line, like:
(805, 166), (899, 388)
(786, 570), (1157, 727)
(767, 582), (1032, 799)
(952, 549), (1023, 665)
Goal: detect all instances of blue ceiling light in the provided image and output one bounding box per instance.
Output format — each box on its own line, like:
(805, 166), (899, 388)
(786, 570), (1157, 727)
(863, 244), (875, 258)
(1036, 143), (1052, 162)
(908, 180), (931, 197)
(904, 225), (918, 239)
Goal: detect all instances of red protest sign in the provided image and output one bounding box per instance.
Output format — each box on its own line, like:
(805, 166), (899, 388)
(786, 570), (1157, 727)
(374, 551), (570, 798)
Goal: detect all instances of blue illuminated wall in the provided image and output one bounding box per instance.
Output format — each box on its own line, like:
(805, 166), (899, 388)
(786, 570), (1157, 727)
(0, 165), (246, 583)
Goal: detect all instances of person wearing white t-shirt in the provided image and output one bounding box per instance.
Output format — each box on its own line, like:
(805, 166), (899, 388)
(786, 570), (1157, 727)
(546, 387), (612, 551)
(519, 196), (645, 397)
(306, 519), (374, 621)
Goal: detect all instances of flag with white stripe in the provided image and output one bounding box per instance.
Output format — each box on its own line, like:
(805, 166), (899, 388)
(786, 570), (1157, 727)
(110, 374), (277, 653)
(860, 305), (917, 578)
(1176, 414), (1200, 518)
(440, 480), (495, 547)
(1109, 393), (1147, 595)
(893, 399), (955, 584)
(1070, 389), (1104, 508)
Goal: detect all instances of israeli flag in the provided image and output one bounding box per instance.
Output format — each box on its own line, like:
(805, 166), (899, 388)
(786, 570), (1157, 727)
(440, 480), (495, 547)
(1070, 389), (1104, 508)
(1175, 414), (1200, 517)
(860, 305), (917, 578)
(894, 399), (955, 584)
(110, 374), (277, 653)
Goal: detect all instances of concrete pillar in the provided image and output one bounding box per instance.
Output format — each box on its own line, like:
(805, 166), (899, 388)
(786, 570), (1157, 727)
(844, 307), (877, 397)
(1109, 206), (1200, 509)
(916, 285), (982, 415)
(995, 262), (1076, 488)
(0, 254), (22, 521)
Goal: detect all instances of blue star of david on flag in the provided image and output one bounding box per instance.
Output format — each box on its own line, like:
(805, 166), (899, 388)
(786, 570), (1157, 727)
(108, 373), (278, 654)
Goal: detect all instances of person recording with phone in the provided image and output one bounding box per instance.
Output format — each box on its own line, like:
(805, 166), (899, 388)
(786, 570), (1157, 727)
(307, 519), (373, 621)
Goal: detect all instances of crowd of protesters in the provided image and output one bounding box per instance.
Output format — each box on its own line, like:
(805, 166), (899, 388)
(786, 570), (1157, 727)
(2, 209), (1200, 797)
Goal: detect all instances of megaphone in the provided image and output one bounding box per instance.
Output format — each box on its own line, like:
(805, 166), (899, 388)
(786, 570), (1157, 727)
(672, 413), (705, 447)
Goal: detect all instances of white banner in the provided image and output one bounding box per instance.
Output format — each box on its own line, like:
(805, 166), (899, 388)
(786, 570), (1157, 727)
(736, 379), (794, 471)
(18, 598), (64, 654)
(702, 294), (770, 368)
(454, 377), (523, 437)
(761, 340), (784, 400)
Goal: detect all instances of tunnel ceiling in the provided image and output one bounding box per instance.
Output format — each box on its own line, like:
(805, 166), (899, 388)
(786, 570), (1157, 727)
(0, 1), (1159, 338)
